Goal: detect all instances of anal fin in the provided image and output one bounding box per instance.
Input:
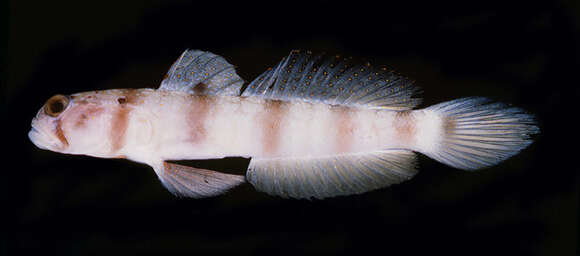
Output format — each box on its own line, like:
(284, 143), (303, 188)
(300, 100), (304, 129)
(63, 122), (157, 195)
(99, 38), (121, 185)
(154, 162), (245, 198)
(247, 150), (418, 199)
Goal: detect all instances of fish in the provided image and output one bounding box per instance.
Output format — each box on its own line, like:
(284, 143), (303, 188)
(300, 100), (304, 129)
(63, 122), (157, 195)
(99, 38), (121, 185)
(28, 49), (539, 199)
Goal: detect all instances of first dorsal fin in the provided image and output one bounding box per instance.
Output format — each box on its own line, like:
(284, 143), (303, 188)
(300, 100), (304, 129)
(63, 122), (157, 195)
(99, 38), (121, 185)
(159, 50), (244, 96)
(242, 50), (421, 110)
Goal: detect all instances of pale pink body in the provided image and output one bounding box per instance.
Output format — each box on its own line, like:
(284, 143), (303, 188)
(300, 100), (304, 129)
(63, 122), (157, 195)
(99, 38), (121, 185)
(107, 89), (436, 165)
(30, 88), (438, 199)
(30, 88), (441, 169)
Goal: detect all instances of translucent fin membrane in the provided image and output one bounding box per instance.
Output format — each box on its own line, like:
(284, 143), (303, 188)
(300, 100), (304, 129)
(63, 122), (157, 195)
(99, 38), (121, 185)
(154, 162), (245, 198)
(426, 97), (539, 170)
(246, 150), (418, 199)
(243, 50), (421, 110)
(159, 50), (244, 96)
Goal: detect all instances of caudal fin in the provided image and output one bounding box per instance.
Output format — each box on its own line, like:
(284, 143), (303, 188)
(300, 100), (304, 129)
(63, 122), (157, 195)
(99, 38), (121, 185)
(421, 97), (539, 170)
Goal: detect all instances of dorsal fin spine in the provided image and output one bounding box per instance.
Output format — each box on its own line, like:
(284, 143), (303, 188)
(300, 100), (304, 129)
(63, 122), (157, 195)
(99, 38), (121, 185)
(241, 50), (421, 110)
(159, 50), (244, 96)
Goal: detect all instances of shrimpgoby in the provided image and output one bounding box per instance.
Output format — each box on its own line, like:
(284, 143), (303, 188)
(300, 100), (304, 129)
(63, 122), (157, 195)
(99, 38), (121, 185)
(28, 50), (539, 199)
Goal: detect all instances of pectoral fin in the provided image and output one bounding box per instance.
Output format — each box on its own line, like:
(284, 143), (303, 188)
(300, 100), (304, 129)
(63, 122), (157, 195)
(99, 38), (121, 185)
(153, 162), (245, 198)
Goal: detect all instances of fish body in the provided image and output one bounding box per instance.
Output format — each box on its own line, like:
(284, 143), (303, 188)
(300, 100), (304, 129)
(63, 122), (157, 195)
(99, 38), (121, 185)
(29, 50), (539, 199)
(31, 90), (423, 166)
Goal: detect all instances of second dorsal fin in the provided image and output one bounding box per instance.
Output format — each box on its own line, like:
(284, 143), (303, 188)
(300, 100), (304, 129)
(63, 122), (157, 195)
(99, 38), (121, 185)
(242, 50), (422, 110)
(159, 50), (244, 96)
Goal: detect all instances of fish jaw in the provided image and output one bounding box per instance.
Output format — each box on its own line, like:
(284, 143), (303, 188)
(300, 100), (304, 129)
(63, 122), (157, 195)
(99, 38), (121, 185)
(28, 125), (53, 151)
(28, 107), (69, 152)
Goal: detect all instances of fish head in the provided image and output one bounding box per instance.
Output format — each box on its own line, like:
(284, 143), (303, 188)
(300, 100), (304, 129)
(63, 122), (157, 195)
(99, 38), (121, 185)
(28, 91), (123, 157)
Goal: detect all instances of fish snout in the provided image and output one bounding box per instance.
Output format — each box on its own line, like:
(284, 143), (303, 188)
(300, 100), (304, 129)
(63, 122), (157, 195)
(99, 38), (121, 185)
(28, 126), (49, 150)
(28, 123), (63, 152)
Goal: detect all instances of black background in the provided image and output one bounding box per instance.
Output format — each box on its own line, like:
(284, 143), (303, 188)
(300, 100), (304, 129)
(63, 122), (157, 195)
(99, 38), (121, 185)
(3, 0), (578, 255)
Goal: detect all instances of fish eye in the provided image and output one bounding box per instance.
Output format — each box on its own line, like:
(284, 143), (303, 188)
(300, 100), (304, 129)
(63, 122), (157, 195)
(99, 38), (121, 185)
(44, 94), (70, 117)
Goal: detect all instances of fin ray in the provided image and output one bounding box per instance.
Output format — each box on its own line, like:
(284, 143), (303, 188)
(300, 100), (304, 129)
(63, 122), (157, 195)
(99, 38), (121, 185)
(423, 97), (539, 170)
(246, 150), (418, 199)
(242, 50), (421, 110)
(159, 50), (244, 96)
(153, 162), (245, 198)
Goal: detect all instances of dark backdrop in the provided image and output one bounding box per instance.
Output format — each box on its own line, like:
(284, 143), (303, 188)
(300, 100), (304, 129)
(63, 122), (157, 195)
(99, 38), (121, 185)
(4, 0), (578, 255)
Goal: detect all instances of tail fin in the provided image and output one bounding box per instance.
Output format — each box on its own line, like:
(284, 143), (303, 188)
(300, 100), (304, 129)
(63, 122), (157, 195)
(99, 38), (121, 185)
(420, 97), (539, 170)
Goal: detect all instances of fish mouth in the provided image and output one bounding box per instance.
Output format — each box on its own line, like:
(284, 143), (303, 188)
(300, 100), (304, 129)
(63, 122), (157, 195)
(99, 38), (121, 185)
(29, 126), (49, 150)
(28, 125), (60, 151)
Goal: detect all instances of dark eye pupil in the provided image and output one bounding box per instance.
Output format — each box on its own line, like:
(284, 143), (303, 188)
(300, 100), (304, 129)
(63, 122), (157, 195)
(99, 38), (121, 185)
(44, 94), (69, 117)
(50, 100), (65, 113)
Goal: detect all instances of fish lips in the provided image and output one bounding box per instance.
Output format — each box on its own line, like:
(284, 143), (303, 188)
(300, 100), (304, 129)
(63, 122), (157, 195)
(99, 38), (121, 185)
(28, 125), (62, 151)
